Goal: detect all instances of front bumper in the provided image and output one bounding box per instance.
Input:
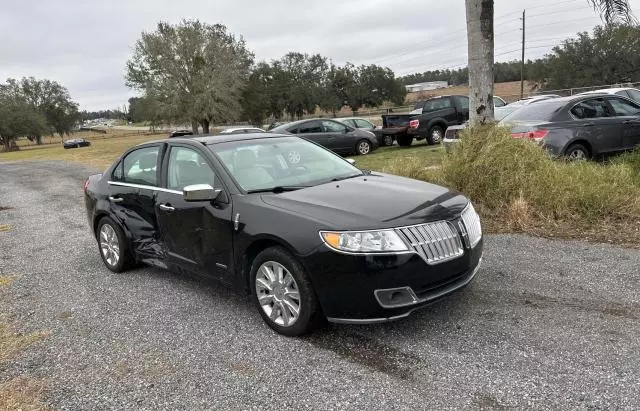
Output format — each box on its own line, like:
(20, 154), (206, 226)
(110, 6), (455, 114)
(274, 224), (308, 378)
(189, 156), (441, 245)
(302, 238), (483, 323)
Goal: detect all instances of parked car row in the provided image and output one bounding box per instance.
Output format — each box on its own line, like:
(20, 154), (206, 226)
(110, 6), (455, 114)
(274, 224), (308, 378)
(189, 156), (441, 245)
(443, 88), (640, 159)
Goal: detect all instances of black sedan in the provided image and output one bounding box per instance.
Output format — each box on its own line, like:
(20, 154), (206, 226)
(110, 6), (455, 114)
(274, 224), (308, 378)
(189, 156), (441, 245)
(500, 94), (640, 159)
(84, 133), (483, 336)
(63, 138), (91, 149)
(270, 118), (379, 155)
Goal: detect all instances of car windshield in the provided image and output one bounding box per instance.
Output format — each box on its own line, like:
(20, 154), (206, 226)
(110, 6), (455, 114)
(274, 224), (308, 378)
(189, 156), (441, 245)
(209, 136), (362, 192)
(500, 100), (565, 123)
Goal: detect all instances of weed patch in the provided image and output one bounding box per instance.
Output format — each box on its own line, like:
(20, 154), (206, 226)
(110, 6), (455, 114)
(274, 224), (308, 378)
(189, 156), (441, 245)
(0, 377), (49, 411)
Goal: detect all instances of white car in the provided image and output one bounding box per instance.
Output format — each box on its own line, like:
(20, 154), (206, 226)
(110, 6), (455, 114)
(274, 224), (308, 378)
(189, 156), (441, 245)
(219, 127), (266, 135)
(578, 88), (640, 103)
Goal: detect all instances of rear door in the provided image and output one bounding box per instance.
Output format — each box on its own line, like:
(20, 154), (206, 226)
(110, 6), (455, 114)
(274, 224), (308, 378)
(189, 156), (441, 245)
(156, 144), (233, 279)
(295, 120), (331, 149)
(107, 144), (163, 262)
(569, 97), (622, 154)
(607, 96), (640, 150)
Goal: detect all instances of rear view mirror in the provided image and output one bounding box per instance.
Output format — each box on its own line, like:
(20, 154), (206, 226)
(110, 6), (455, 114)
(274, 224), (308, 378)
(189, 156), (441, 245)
(345, 158), (356, 166)
(183, 184), (221, 202)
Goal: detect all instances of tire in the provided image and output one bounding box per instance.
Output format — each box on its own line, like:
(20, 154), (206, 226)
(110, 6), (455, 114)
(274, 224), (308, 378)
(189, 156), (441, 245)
(76, 144), (80, 148)
(96, 216), (132, 273)
(426, 125), (444, 145)
(397, 135), (414, 147)
(383, 135), (394, 146)
(356, 139), (372, 155)
(250, 246), (323, 336)
(565, 143), (590, 160)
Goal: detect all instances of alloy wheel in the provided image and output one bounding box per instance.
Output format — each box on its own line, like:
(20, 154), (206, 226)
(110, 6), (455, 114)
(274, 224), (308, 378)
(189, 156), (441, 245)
(384, 135), (394, 146)
(99, 224), (120, 266)
(568, 149), (587, 160)
(255, 261), (301, 327)
(358, 140), (371, 155)
(431, 128), (443, 143)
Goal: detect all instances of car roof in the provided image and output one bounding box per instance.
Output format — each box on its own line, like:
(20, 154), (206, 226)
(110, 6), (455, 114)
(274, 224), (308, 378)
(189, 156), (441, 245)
(579, 88), (636, 95)
(137, 132), (292, 147)
(220, 126), (264, 132)
(337, 117), (371, 121)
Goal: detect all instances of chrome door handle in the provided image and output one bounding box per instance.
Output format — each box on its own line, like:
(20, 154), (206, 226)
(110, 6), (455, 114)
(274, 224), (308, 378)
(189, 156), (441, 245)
(108, 196), (123, 203)
(159, 204), (175, 212)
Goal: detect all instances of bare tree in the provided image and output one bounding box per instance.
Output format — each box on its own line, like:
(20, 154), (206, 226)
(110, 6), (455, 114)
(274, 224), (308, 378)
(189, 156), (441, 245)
(465, 0), (634, 125)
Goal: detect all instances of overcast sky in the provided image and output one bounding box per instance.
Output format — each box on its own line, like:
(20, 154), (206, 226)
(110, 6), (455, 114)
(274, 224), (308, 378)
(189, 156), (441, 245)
(2, 0), (638, 111)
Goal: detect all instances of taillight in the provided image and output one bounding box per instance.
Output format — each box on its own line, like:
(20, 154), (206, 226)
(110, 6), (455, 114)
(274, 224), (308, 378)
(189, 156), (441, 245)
(409, 119), (420, 129)
(511, 129), (549, 142)
(83, 178), (90, 194)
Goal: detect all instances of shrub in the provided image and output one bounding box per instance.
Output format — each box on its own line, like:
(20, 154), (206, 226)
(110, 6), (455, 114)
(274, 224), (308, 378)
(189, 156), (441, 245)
(422, 125), (640, 226)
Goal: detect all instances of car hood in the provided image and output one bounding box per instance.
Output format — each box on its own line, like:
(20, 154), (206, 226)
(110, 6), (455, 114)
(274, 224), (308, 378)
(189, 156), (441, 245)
(260, 172), (469, 230)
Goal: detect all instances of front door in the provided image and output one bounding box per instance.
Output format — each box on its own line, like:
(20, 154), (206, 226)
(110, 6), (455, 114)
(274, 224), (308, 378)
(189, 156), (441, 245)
(155, 145), (233, 280)
(321, 120), (351, 153)
(607, 96), (640, 151)
(296, 120), (331, 149)
(569, 97), (622, 155)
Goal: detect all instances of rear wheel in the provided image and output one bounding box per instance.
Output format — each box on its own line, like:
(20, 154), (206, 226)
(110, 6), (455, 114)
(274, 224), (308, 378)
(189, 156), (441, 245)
(97, 216), (132, 273)
(397, 135), (414, 147)
(356, 139), (372, 155)
(250, 247), (323, 336)
(426, 125), (444, 145)
(565, 143), (590, 160)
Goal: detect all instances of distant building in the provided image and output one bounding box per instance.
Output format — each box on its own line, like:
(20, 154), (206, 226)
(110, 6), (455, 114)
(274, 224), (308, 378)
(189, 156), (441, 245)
(405, 81), (448, 93)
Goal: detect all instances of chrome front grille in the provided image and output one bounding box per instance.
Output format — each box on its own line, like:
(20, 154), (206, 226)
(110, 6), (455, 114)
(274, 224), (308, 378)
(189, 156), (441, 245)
(461, 203), (482, 248)
(395, 221), (464, 265)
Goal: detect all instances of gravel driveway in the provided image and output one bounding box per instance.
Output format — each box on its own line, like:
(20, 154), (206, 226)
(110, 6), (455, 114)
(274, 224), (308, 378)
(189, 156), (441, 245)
(0, 161), (639, 410)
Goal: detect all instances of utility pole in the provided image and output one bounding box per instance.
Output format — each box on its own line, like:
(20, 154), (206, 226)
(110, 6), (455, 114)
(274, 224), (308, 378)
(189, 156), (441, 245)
(520, 10), (526, 99)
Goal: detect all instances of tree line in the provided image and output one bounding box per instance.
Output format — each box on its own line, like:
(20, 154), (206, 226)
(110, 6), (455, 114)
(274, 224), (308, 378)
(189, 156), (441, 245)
(0, 77), (79, 151)
(402, 24), (640, 93)
(125, 20), (406, 131)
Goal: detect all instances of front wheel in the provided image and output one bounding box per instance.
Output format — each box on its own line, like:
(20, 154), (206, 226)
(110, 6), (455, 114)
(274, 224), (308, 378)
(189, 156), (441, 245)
(250, 247), (323, 336)
(426, 126), (444, 145)
(383, 135), (394, 146)
(397, 135), (414, 147)
(356, 139), (372, 155)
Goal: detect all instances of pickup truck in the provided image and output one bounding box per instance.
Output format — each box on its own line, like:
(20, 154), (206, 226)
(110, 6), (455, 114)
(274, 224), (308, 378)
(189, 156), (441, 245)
(381, 95), (504, 146)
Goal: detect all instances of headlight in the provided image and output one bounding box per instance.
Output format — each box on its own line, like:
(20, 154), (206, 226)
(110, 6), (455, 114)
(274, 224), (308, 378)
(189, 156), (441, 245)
(320, 230), (409, 253)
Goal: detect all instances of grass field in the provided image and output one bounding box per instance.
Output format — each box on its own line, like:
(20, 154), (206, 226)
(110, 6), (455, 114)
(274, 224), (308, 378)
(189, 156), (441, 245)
(0, 132), (444, 172)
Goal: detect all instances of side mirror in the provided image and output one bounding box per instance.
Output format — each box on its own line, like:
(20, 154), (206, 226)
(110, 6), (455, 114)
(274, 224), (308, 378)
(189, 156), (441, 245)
(183, 184), (221, 202)
(345, 158), (356, 166)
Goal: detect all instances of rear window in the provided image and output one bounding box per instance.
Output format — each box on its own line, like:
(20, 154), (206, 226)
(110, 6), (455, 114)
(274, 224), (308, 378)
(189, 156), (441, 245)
(501, 100), (565, 122)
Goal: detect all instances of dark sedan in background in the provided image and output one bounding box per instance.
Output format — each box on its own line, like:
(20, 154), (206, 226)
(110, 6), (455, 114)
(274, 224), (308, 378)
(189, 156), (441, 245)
(270, 118), (379, 155)
(63, 138), (91, 149)
(83, 133), (482, 336)
(500, 94), (640, 159)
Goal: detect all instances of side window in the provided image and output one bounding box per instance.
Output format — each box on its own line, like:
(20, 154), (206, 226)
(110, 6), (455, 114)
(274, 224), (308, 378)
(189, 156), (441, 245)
(322, 120), (348, 133)
(615, 90), (631, 98)
(570, 99), (613, 119)
(458, 96), (470, 110)
(123, 146), (159, 186)
(355, 119), (373, 128)
(111, 161), (123, 181)
(609, 97), (640, 116)
(298, 121), (323, 134)
(287, 126), (299, 134)
(167, 147), (217, 191)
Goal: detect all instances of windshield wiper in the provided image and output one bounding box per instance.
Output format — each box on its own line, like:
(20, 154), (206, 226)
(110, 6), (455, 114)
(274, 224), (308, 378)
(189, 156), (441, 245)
(247, 186), (309, 194)
(331, 173), (364, 182)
